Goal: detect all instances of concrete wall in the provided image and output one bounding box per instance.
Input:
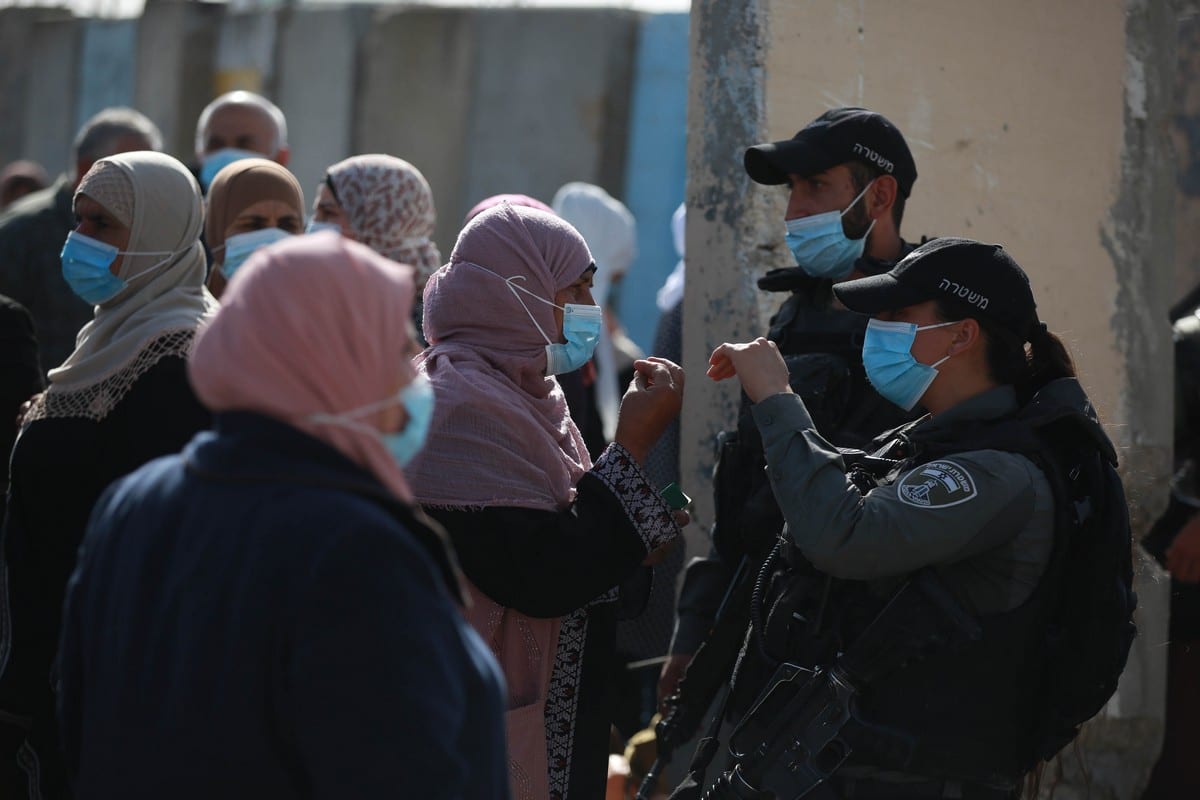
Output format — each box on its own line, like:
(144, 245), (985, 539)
(21, 17), (81, 175)
(0, 8), (74, 170)
(0, 1), (685, 336)
(683, 0), (1178, 795)
(77, 20), (137, 130)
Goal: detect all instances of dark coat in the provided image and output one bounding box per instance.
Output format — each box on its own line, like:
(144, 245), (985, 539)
(0, 293), (43, 523)
(0, 352), (211, 798)
(58, 412), (509, 800)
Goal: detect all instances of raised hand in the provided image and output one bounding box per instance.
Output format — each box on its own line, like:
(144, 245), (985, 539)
(614, 357), (685, 464)
(707, 337), (791, 403)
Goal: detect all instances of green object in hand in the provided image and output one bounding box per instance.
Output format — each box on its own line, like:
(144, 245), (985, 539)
(660, 482), (691, 510)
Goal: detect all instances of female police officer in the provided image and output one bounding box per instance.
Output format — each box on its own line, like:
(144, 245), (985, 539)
(705, 237), (1133, 800)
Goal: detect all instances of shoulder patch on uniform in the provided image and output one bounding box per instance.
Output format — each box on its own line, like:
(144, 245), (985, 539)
(896, 460), (978, 509)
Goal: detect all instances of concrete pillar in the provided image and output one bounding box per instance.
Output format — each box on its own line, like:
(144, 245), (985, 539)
(76, 20), (138, 132)
(682, 1), (1175, 795)
(275, 7), (368, 204)
(134, 0), (223, 162)
(21, 18), (81, 178)
(681, 0), (786, 557)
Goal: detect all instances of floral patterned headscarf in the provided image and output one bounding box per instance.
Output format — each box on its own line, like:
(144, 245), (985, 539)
(326, 154), (441, 286)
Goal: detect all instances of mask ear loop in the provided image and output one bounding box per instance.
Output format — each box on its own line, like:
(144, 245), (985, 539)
(840, 179), (875, 218)
(118, 248), (188, 283)
(915, 320), (961, 369)
(841, 178), (878, 241)
(460, 261), (564, 346)
(307, 381), (413, 433)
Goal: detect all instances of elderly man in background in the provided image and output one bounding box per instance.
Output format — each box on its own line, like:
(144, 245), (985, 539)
(194, 90), (290, 191)
(0, 161), (49, 211)
(0, 107), (162, 371)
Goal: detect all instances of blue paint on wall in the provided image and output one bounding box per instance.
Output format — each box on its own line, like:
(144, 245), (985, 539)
(76, 20), (136, 131)
(618, 12), (688, 353)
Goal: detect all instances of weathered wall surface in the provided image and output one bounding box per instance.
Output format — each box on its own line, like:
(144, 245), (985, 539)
(683, 0), (1180, 796)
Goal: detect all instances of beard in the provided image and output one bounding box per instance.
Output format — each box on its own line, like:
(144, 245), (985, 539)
(841, 197), (873, 240)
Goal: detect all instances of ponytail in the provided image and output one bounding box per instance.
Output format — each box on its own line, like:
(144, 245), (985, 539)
(934, 300), (1076, 403)
(1025, 322), (1076, 396)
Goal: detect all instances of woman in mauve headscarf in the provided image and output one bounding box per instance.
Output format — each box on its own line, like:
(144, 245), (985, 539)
(204, 157), (304, 298)
(311, 154), (440, 339)
(0, 151), (217, 799)
(408, 202), (685, 800)
(55, 233), (508, 799)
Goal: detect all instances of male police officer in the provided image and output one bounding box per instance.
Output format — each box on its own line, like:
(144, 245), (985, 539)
(661, 108), (926, 707)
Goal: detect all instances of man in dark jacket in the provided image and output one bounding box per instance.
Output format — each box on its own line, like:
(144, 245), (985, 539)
(660, 108), (925, 709)
(0, 108), (161, 370)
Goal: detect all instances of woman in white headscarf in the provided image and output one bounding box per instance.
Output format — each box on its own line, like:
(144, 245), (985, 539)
(0, 151), (216, 800)
(551, 182), (639, 445)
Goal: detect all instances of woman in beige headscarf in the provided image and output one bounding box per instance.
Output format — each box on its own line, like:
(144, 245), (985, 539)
(0, 151), (216, 800)
(204, 157), (304, 298)
(310, 154), (440, 340)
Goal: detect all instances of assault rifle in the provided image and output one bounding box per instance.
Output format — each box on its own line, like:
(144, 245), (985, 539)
(700, 572), (981, 799)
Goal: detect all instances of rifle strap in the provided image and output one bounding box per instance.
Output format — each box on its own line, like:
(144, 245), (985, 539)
(668, 675), (737, 799)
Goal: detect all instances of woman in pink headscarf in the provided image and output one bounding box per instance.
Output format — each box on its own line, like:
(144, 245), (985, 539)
(55, 233), (508, 799)
(408, 202), (685, 800)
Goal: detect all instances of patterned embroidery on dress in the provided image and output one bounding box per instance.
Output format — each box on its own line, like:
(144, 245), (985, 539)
(592, 442), (680, 553)
(24, 329), (197, 424)
(545, 609), (588, 800)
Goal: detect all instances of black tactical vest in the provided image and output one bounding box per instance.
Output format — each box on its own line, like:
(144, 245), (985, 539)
(800, 380), (1124, 784)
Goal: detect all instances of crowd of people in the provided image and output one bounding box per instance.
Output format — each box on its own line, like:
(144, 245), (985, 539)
(0, 90), (1174, 800)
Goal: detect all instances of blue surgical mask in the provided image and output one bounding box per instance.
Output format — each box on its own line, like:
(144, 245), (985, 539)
(307, 374), (436, 470)
(383, 375), (435, 467)
(784, 180), (876, 280)
(60, 231), (177, 305)
(545, 303), (603, 375)
(861, 319), (958, 411)
(464, 261), (603, 376)
(216, 227), (292, 280)
(199, 148), (263, 191)
(305, 219), (342, 235)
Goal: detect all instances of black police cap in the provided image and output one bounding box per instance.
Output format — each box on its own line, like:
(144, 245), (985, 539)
(833, 237), (1039, 342)
(743, 107), (918, 197)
